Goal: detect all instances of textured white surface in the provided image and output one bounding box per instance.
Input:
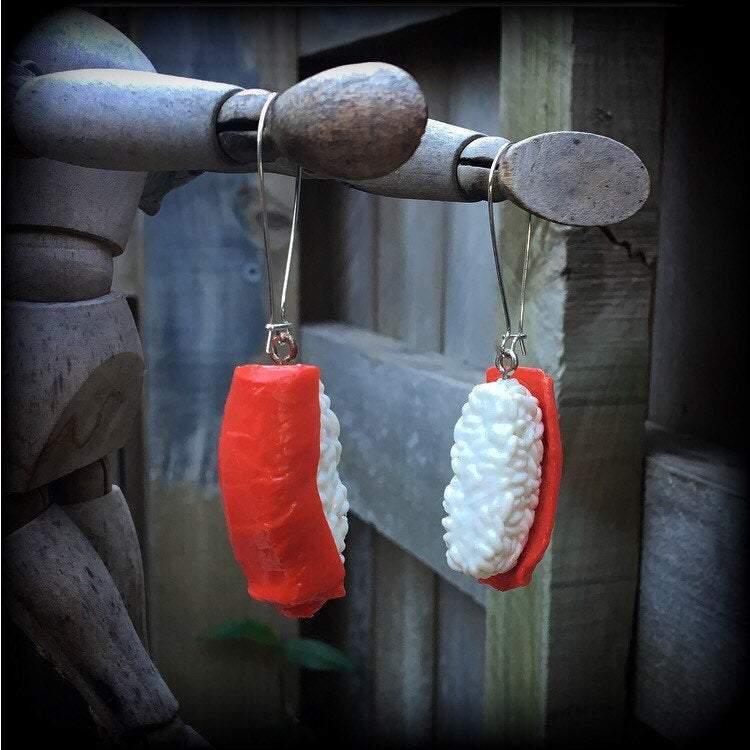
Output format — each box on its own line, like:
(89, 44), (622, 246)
(442, 377), (544, 579)
(317, 381), (349, 561)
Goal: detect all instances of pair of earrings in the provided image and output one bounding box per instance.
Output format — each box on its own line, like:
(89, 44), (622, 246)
(218, 101), (561, 618)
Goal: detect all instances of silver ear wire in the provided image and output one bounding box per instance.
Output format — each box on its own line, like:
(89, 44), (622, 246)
(256, 92), (303, 365)
(487, 144), (534, 378)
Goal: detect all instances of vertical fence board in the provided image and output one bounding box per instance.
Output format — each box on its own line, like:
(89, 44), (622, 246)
(373, 534), (437, 745)
(433, 19), (501, 738)
(484, 8), (571, 746)
(337, 517), (377, 737)
(369, 52), (456, 743)
(300, 181), (378, 328)
(435, 581), (486, 745)
(299, 516), (376, 745)
(548, 9), (664, 744)
(374, 55), (451, 349)
(485, 7), (665, 745)
(339, 189), (379, 329)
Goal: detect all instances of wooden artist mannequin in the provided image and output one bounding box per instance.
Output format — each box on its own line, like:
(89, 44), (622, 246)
(1, 9), (427, 747)
(2, 8), (648, 747)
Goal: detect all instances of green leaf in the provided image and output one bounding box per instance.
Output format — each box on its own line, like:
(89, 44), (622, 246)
(282, 638), (354, 672)
(199, 619), (282, 649)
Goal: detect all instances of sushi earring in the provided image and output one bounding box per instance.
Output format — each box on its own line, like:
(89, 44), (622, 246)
(442, 143), (563, 591)
(218, 94), (349, 618)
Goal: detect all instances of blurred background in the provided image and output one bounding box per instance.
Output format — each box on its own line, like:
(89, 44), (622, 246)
(6, 5), (747, 747)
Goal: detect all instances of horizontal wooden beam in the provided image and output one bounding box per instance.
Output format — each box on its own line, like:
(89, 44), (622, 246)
(301, 322), (488, 606)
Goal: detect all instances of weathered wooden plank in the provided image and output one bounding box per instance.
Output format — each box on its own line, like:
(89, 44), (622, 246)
(368, 52), (452, 735)
(374, 187), (446, 332)
(634, 426), (747, 743)
(435, 580), (486, 746)
(303, 311), (450, 737)
(483, 9), (572, 744)
(545, 404), (646, 742)
(299, 515), (376, 745)
(334, 516), (377, 738)
(484, 7), (664, 745)
(299, 181), (337, 323)
(548, 10), (664, 745)
(553, 404), (647, 584)
(372, 534), (437, 745)
(337, 188), (379, 329)
(301, 322), (487, 607)
(484, 557), (550, 746)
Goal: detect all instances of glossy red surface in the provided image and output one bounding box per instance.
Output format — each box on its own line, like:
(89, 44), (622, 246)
(480, 366), (563, 591)
(218, 364), (345, 618)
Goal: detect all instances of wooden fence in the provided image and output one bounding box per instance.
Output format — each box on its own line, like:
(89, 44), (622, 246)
(108, 6), (667, 746)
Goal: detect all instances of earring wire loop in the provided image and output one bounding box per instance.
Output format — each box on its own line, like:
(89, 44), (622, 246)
(487, 142), (534, 377)
(487, 141), (514, 337)
(257, 93), (303, 365)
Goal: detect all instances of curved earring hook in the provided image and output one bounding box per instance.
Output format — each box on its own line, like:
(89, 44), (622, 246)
(487, 140), (514, 338)
(257, 93), (303, 365)
(487, 143), (533, 377)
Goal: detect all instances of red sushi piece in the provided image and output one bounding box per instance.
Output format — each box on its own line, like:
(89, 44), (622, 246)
(480, 366), (563, 591)
(218, 364), (345, 618)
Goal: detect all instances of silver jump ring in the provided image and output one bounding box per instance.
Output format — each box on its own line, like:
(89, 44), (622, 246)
(268, 330), (299, 365)
(495, 347), (518, 379)
(495, 331), (527, 379)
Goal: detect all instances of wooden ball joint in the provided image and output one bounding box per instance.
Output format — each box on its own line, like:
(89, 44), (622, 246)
(2, 7), (648, 747)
